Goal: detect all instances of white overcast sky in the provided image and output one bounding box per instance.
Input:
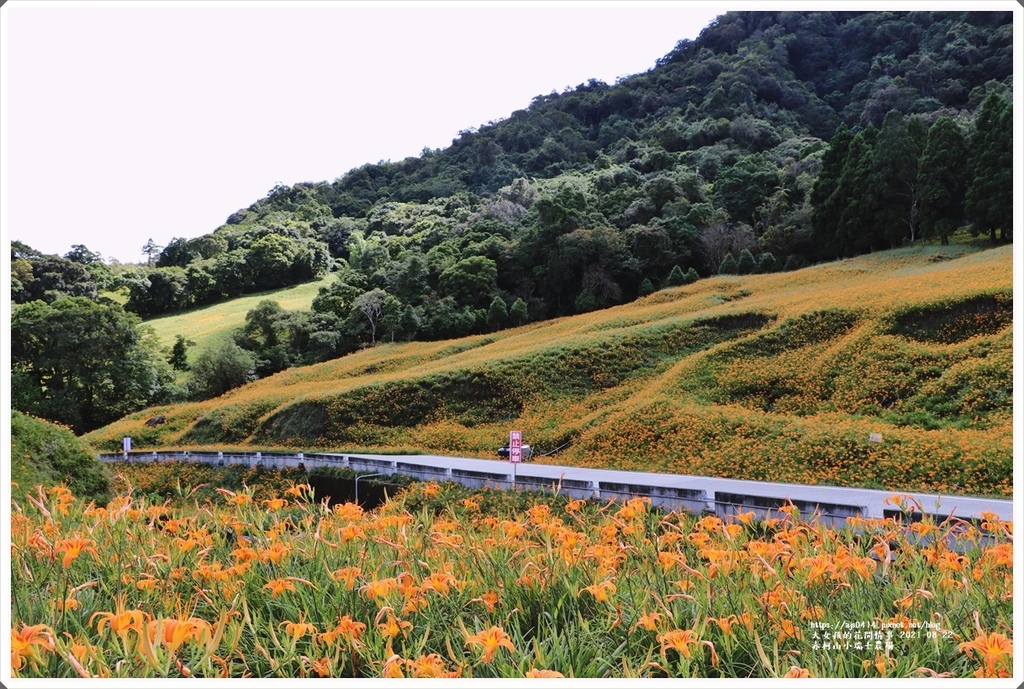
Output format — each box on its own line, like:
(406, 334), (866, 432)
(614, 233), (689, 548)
(2, 1), (724, 264)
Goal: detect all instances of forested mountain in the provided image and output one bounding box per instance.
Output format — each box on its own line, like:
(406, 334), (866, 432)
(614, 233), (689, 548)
(11, 10), (1014, 432)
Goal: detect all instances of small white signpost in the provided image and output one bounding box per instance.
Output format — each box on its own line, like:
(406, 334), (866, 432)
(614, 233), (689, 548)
(509, 430), (522, 485)
(122, 436), (132, 460)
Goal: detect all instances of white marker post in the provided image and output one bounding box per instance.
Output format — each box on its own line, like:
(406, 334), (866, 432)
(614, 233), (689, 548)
(509, 430), (522, 486)
(122, 436), (132, 460)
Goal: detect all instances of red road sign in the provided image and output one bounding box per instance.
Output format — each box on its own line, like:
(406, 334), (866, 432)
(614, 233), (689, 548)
(509, 430), (522, 464)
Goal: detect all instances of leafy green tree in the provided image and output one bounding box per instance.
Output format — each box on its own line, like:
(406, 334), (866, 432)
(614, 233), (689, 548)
(212, 249), (255, 298)
(141, 238), (163, 266)
(11, 240), (44, 260)
(64, 244), (103, 265)
(125, 267), (191, 316)
(394, 253), (431, 306)
(509, 298), (529, 326)
(736, 249), (757, 275)
(185, 262), (218, 305)
(665, 265), (687, 286)
(810, 124), (853, 258)
(684, 267), (700, 284)
(352, 288), (388, 344)
(834, 126), (880, 255)
(715, 153), (779, 226)
(718, 253), (738, 275)
(312, 277), (363, 319)
(11, 297), (173, 433)
(871, 110), (926, 246)
(247, 234), (299, 289)
(399, 304), (422, 340)
(638, 277), (655, 296)
(439, 256), (498, 308)
(187, 340), (257, 400)
(14, 256), (98, 304)
(756, 251), (779, 273)
(965, 92), (1012, 241)
(486, 296), (508, 331)
(168, 335), (194, 371)
(918, 117), (968, 245)
(236, 300), (289, 376)
(627, 225), (675, 274)
(552, 227), (628, 310)
(378, 294), (407, 343)
(533, 184), (591, 238)
(420, 296), (478, 340)
(574, 289), (598, 313)
(156, 237), (198, 268)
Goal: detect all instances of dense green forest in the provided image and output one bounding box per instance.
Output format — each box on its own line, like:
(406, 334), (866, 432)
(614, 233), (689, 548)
(10, 10), (1013, 433)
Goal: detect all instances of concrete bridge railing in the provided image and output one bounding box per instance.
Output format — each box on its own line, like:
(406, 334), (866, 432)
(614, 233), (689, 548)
(98, 449), (1013, 526)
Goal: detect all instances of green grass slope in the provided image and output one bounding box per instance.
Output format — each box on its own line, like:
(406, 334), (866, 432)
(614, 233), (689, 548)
(143, 274), (336, 360)
(10, 411), (112, 506)
(85, 244), (1013, 498)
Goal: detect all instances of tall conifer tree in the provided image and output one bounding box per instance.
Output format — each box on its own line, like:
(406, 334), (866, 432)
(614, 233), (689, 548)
(871, 111), (926, 247)
(918, 117), (968, 245)
(966, 92), (1012, 242)
(810, 124), (853, 259)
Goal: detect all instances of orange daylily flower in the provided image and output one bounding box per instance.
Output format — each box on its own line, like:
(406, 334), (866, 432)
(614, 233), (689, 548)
(281, 619), (317, 644)
(633, 611), (667, 632)
(465, 625), (515, 663)
(471, 590), (500, 612)
(91, 602), (147, 641)
(423, 571), (458, 595)
(147, 616), (212, 653)
(328, 566), (361, 590)
(53, 535), (98, 568)
(263, 578), (297, 598)
(658, 629), (719, 666)
(708, 614), (739, 637)
(376, 613), (413, 640)
(339, 524), (366, 542)
(775, 618), (803, 644)
(659, 628), (699, 658)
(735, 510), (757, 526)
(582, 580), (617, 603)
(308, 657), (332, 677)
(320, 615), (366, 647)
(361, 577), (398, 601)
(382, 649), (405, 678)
(525, 668), (566, 677)
(11, 623), (55, 672)
(565, 498), (586, 513)
(959, 630), (1013, 677)
(259, 542), (291, 564)
(284, 483), (312, 498)
(407, 652), (449, 678)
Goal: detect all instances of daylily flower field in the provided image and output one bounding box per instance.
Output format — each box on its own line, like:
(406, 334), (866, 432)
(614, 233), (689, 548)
(10, 472), (1013, 679)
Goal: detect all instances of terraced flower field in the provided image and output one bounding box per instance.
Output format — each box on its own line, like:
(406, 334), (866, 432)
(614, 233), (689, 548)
(84, 244), (1013, 498)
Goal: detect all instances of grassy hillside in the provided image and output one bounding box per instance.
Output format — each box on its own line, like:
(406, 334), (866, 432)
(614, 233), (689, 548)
(144, 273), (336, 359)
(85, 244), (1013, 498)
(10, 411), (112, 506)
